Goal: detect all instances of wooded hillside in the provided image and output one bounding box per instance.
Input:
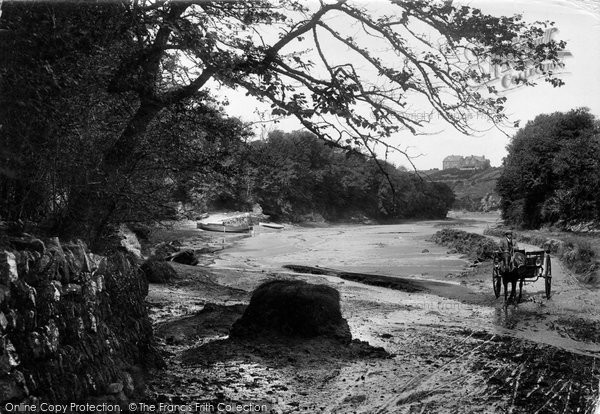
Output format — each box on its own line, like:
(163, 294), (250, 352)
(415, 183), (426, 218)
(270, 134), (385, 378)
(423, 167), (502, 211)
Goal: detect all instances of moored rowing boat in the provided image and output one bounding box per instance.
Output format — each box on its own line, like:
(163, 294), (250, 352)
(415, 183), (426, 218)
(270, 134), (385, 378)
(197, 222), (252, 233)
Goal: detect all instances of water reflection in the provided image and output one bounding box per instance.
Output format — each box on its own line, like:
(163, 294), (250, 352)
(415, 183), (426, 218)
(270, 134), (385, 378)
(494, 306), (521, 329)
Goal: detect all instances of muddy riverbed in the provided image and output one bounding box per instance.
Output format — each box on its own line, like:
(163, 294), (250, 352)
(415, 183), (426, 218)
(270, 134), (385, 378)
(144, 213), (600, 413)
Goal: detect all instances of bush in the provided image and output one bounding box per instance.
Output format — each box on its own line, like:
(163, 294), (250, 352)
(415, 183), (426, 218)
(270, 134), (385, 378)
(560, 238), (596, 274)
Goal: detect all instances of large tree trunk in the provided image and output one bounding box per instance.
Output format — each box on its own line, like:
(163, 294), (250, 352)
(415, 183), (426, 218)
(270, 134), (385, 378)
(103, 99), (164, 171)
(56, 99), (164, 243)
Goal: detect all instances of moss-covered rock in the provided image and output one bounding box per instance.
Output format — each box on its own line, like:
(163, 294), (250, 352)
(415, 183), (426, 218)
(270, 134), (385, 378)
(140, 260), (177, 283)
(230, 280), (351, 343)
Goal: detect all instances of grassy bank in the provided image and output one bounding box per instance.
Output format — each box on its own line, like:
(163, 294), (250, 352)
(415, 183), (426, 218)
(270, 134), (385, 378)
(484, 228), (599, 284)
(429, 228), (498, 261)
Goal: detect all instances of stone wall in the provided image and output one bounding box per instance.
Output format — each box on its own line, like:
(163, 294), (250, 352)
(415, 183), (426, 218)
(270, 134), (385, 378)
(0, 235), (159, 405)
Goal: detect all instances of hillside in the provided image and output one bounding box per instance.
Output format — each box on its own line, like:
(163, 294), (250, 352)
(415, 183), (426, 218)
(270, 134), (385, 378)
(421, 167), (503, 211)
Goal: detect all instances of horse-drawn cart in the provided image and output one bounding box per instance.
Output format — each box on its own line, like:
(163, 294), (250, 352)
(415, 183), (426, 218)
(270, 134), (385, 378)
(492, 249), (552, 300)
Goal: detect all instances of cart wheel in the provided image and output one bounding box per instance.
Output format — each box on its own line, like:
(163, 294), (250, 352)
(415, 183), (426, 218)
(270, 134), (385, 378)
(544, 254), (552, 299)
(493, 265), (502, 298)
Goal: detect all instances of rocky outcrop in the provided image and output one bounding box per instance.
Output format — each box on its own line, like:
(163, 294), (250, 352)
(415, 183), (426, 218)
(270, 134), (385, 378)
(167, 250), (198, 266)
(230, 280), (351, 344)
(0, 236), (159, 405)
(140, 259), (177, 283)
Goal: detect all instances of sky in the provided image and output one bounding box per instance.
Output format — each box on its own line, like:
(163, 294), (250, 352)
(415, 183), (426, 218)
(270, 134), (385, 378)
(217, 0), (600, 170)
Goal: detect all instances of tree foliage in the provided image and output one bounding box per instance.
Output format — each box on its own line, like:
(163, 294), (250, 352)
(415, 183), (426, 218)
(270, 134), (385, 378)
(0, 0), (567, 241)
(91, 0), (566, 165)
(497, 108), (600, 228)
(242, 130), (454, 221)
(0, 1), (137, 235)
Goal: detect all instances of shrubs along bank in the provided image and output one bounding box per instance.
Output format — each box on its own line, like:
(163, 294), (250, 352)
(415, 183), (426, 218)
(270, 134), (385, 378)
(0, 234), (159, 405)
(429, 229), (498, 261)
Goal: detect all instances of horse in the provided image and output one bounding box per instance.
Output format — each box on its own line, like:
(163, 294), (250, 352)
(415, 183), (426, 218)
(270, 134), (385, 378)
(501, 251), (527, 306)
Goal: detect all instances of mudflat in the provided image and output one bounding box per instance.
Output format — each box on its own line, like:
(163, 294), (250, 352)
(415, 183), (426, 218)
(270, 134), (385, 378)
(145, 213), (600, 413)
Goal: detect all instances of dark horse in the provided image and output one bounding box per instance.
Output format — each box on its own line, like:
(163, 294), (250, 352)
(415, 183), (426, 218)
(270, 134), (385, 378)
(501, 251), (527, 306)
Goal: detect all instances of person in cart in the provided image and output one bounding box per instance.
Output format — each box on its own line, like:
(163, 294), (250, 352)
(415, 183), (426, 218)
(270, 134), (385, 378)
(499, 230), (520, 273)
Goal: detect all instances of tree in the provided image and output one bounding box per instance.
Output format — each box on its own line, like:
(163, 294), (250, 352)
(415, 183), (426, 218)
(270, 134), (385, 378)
(98, 0), (566, 161)
(497, 108), (600, 228)
(0, 0), (567, 240)
(0, 1), (135, 232)
(245, 130), (454, 221)
(0, 2), (252, 239)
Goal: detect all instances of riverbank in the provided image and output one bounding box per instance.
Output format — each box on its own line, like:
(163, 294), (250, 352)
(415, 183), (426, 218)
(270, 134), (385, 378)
(142, 213), (600, 413)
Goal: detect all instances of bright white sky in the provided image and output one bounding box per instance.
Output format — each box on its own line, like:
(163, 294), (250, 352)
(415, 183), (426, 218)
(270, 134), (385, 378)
(217, 0), (600, 170)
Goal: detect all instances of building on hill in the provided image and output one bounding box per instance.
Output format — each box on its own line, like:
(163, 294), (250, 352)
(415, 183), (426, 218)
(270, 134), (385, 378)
(443, 155), (490, 170)
(442, 155), (463, 170)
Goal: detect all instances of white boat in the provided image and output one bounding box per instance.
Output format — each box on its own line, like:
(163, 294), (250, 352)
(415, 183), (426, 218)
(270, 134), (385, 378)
(197, 222), (252, 233)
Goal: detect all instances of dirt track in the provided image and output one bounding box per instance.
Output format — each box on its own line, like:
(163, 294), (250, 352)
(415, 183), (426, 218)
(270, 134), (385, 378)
(144, 214), (600, 413)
